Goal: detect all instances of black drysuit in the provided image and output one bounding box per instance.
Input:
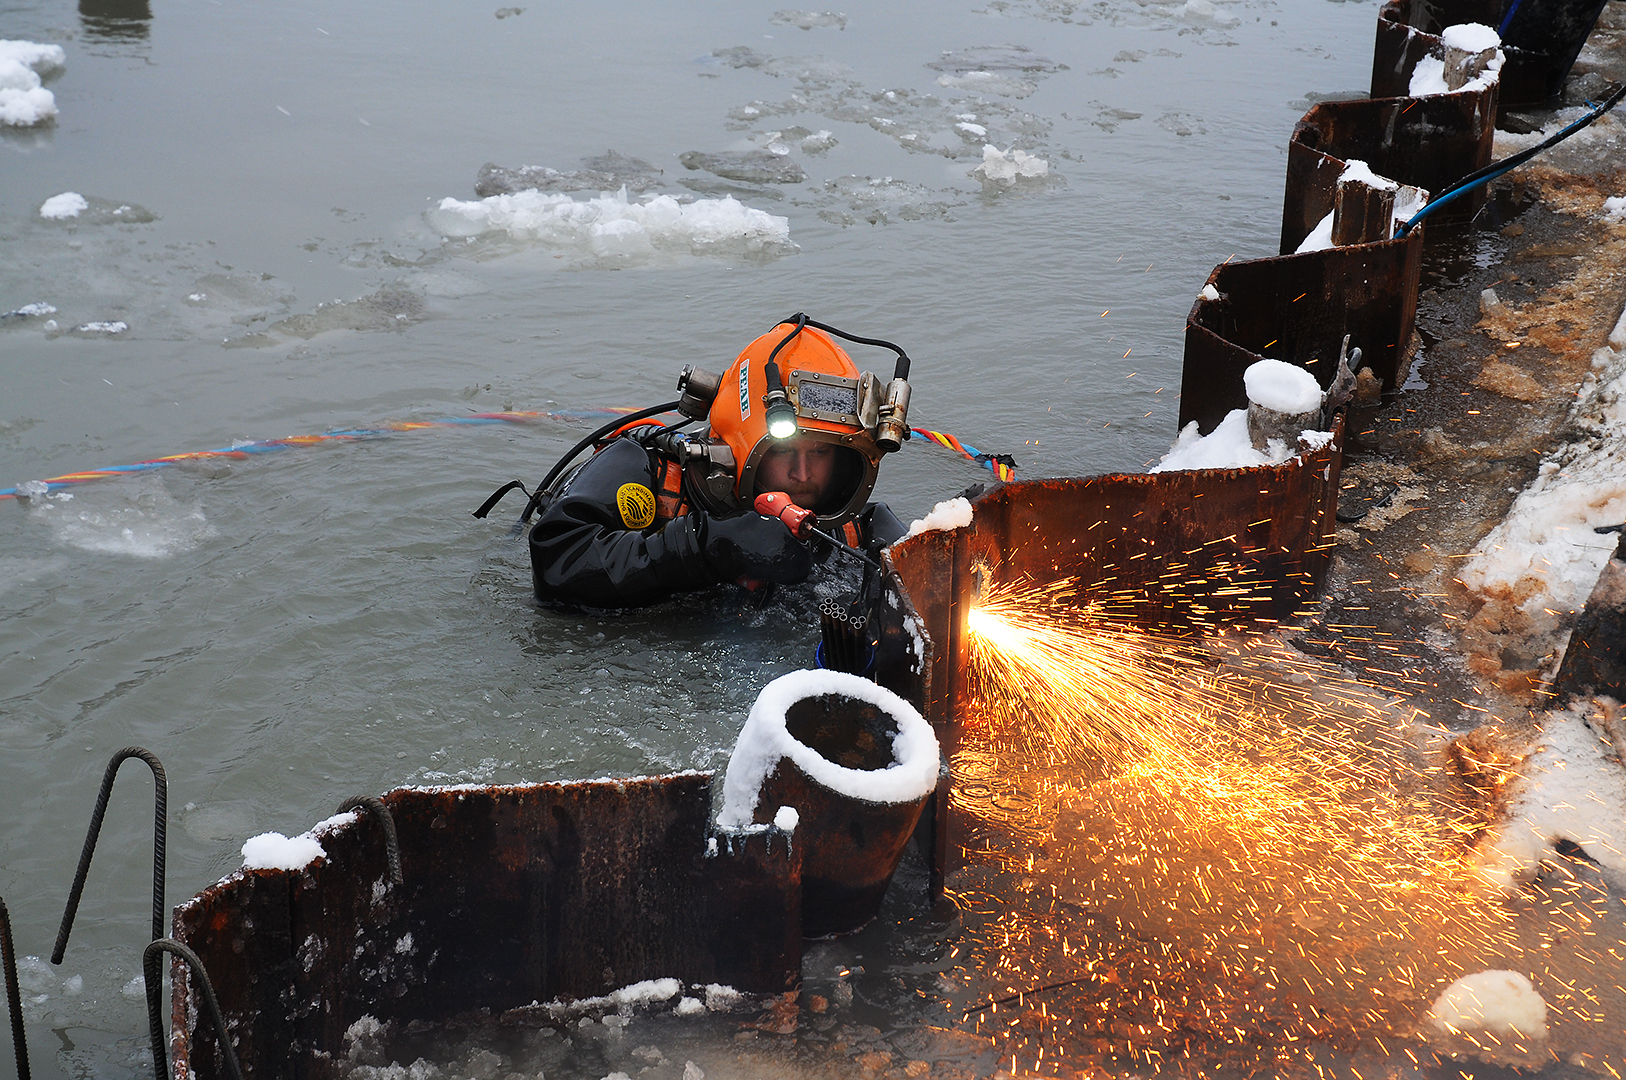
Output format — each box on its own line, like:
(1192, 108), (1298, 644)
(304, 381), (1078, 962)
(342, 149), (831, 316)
(528, 435), (904, 607)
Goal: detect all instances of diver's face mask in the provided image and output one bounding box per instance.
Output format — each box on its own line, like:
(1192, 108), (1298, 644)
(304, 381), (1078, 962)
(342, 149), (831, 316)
(664, 317), (914, 529)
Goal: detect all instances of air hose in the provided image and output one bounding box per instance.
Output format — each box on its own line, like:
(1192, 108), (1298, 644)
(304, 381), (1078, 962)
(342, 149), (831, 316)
(1397, 80), (1626, 235)
(472, 399), (681, 522)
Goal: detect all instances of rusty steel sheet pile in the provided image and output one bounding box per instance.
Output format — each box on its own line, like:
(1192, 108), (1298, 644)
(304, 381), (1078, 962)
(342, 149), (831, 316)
(1373, 0), (1612, 106)
(1181, 241), (1422, 433)
(1281, 91), (1496, 244)
(1182, 2), (1515, 437)
(877, 429), (1344, 887)
(169, 775), (799, 1080)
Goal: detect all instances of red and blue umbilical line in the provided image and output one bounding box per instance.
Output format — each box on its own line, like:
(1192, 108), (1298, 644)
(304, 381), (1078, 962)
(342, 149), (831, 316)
(0, 411), (1016, 501)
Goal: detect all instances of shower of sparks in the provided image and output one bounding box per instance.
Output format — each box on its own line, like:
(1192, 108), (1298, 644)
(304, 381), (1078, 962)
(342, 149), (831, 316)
(940, 577), (1625, 1077)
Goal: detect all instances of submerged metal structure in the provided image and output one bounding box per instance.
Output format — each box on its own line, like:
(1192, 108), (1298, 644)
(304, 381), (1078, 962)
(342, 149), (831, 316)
(172, 777), (799, 1080)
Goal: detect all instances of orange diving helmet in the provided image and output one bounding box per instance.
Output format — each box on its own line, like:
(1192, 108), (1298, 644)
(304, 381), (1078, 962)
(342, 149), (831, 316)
(668, 315), (914, 529)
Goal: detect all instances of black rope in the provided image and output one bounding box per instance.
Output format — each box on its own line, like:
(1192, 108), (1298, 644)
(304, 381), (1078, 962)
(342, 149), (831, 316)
(338, 796), (404, 886)
(1, 897), (30, 1080)
(52, 747), (167, 965)
(143, 938), (244, 1080)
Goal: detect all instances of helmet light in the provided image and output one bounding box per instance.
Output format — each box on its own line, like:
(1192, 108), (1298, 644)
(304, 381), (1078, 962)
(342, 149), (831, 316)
(763, 360), (798, 439)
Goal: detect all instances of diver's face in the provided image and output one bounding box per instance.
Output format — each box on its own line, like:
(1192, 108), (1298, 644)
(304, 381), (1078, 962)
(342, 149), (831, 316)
(755, 437), (837, 508)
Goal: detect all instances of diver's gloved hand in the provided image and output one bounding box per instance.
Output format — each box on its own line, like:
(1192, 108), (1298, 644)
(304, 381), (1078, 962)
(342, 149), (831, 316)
(699, 511), (814, 585)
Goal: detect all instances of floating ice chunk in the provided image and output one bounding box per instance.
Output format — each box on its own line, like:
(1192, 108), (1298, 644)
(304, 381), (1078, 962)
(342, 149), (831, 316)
(0, 40), (67, 77)
(122, 974), (145, 997)
(971, 144), (1049, 188)
(955, 121), (987, 137)
(2, 302), (57, 320)
(39, 192), (87, 219)
(426, 188), (792, 261)
(769, 10), (848, 30)
(800, 129), (837, 154)
(73, 320), (128, 335)
(475, 154), (662, 197)
(0, 41), (61, 126)
(936, 70), (1037, 98)
(907, 496), (973, 537)
(772, 805), (799, 832)
(1427, 970), (1546, 1043)
(1178, 0), (1240, 25)
(242, 830), (326, 870)
(717, 670), (939, 827)
(63, 975), (83, 995)
(679, 149), (805, 184)
(14, 480), (49, 501)
(1244, 358), (1321, 413)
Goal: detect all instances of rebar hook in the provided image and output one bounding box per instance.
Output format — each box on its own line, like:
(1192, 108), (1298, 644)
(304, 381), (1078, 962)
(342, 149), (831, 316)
(52, 747), (168, 964)
(338, 795), (404, 886)
(143, 937), (244, 1080)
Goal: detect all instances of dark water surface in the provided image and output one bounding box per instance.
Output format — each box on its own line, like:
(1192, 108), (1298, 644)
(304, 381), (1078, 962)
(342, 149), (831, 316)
(1, 0), (1379, 1075)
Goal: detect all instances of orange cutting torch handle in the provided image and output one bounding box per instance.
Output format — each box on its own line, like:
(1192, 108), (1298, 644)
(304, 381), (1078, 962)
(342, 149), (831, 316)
(753, 491), (814, 540)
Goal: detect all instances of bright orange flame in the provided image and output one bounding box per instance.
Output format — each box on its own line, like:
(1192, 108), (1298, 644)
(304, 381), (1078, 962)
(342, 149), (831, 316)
(943, 577), (1577, 1072)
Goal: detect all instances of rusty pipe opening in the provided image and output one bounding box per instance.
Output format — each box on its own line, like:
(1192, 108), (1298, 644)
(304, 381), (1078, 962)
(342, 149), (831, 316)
(718, 671), (941, 937)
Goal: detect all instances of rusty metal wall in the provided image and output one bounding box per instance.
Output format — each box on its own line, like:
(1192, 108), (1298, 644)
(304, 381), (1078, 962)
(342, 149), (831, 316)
(879, 422), (1344, 893)
(1281, 89), (1497, 247)
(1372, 0), (1612, 106)
(171, 774), (800, 1080)
(1181, 241), (1422, 434)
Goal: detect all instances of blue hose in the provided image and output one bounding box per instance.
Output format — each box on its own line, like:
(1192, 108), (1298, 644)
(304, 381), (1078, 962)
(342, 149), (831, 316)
(1396, 80), (1626, 236)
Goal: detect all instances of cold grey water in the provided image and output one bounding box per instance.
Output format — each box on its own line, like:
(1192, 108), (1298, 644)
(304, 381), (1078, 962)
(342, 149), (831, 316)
(1, 0), (1386, 1076)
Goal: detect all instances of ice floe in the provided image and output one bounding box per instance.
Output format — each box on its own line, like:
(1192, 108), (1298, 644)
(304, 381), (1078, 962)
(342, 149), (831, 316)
(425, 187), (794, 262)
(678, 148), (806, 184)
(39, 192), (87, 219)
(0, 39), (64, 126)
(971, 143), (1050, 187)
(37, 193), (158, 225)
(474, 151), (663, 197)
(769, 10), (848, 30)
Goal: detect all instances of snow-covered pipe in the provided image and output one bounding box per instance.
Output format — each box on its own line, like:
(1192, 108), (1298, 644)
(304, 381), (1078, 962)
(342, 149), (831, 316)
(719, 670), (941, 937)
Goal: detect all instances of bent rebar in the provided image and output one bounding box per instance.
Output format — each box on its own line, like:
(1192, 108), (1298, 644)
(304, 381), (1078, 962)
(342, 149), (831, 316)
(338, 796), (404, 886)
(51, 747), (167, 964)
(143, 938), (244, 1080)
(2, 897), (31, 1080)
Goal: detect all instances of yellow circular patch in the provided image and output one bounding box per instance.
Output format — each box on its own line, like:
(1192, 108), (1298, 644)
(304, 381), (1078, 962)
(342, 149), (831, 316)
(616, 483), (657, 529)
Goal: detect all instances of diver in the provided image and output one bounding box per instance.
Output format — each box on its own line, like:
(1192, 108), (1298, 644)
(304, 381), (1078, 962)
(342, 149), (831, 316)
(477, 314), (916, 608)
